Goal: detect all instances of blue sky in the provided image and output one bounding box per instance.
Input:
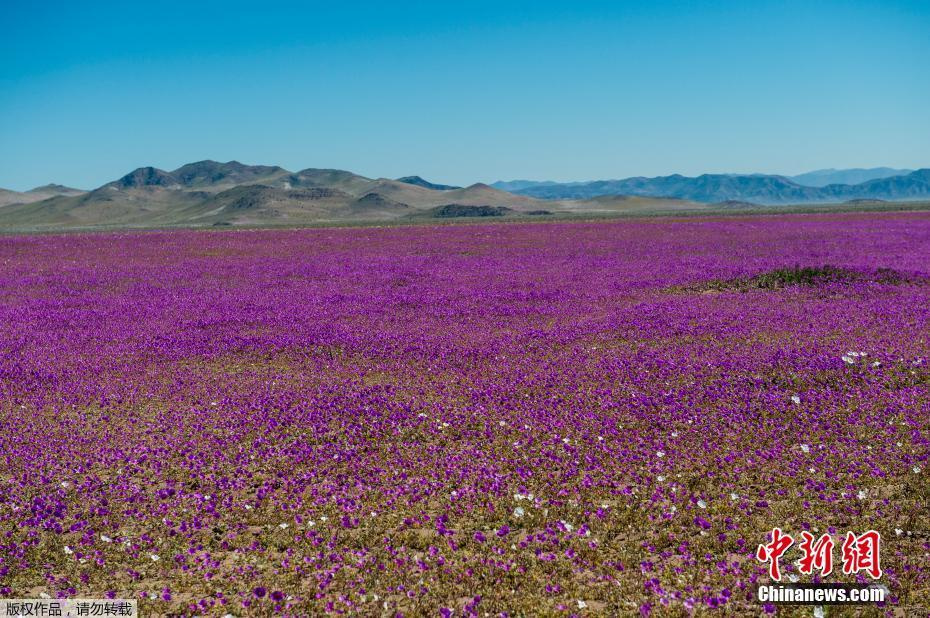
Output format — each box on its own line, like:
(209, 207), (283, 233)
(1, 0), (928, 190)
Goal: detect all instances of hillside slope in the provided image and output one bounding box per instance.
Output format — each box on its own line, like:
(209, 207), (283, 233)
(0, 184), (85, 207)
(0, 162), (561, 230)
(5, 161), (927, 231)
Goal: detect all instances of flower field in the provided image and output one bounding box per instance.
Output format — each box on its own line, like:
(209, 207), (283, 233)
(1, 213), (928, 616)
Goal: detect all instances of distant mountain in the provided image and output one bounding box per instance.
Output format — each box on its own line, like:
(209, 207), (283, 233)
(107, 161), (291, 191)
(503, 174), (820, 203)
(27, 183), (84, 195)
(110, 167), (180, 189)
(5, 160), (927, 232)
(0, 185), (207, 228)
(496, 169), (930, 204)
(0, 162), (578, 231)
(490, 180), (561, 192)
(0, 183), (85, 207)
(397, 176), (460, 191)
(436, 183), (548, 210)
(790, 167), (913, 187)
(280, 168), (373, 194)
(844, 168), (930, 201)
(172, 160), (287, 188)
(348, 192), (412, 218)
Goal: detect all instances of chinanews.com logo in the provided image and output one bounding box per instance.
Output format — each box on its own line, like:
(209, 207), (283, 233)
(754, 528), (887, 606)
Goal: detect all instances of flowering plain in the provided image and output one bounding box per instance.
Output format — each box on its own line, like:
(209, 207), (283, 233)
(1, 212), (929, 616)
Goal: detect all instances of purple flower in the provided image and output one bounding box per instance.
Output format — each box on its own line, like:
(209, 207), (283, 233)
(3, 216), (927, 614)
(694, 516), (711, 530)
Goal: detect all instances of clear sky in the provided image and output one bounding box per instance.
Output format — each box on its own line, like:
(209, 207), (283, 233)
(2, 0), (928, 191)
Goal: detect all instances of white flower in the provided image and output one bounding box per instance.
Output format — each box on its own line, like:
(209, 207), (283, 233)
(279, 523), (289, 529)
(577, 600), (588, 609)
(914, 466), (922, 474)
(560, 520), (574, 532)
(800, 444), (810, 453)
(841, 355), (855, 364)
(417, 413), (427, 418)
(499, 421), (506, 426)
(244, 504), (253, 510)
(656, 475), (665, 482)
(656, 451), (665, 458)
(857, 490), (867, 500)
(513, 506), (525, 518)
(814, 606), (825, 618)
(697, 499), (707, 509)
(63, 546), (74, 555)
(895, 528), (903, 536)
(790, 395), (801, 405)
(150, 554), (160, 561)
(729, 493), (739, 501)
(809, 467), (817, 473)
(100, 535), (112, 543)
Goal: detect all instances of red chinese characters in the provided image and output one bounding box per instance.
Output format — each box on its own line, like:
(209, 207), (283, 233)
(756, 528), (883, 581)
(756, 528), (794, 581)
(841, 530), (882, 579)
(798, 531), (834, 576)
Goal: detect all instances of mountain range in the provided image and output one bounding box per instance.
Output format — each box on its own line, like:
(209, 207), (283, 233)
(1, 162), (928, 231)
(491, 168), (930, 204)
(788, 167), (912, 187)
(0, 183), (85, 207)
(0, 161), (713, 231)
(489, 168), (913, 194)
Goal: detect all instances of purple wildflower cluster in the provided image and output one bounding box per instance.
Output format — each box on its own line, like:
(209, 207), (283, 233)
(0, 212), (928, 614)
